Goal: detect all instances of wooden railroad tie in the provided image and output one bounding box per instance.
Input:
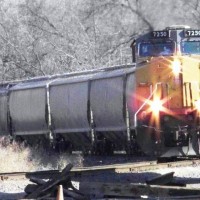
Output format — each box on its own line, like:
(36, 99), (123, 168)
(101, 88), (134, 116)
(79, 181), (200, 198)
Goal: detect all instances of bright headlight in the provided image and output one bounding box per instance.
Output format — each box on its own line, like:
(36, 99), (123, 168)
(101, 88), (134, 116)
(150, 99), (163, 113)
(172, 60), (181, 76)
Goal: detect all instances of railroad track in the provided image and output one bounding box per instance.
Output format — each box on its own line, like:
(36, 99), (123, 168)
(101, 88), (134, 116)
(1, 158), (200, 181)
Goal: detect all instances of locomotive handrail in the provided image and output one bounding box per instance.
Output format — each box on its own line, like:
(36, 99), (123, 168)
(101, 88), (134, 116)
(134, 82), (162, 128)
(141, 125), (163, 132)
(183, 81), (200, 107)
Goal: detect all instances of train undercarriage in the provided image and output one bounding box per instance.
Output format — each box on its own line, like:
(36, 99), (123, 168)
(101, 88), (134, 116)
(13, 114), (200, 158)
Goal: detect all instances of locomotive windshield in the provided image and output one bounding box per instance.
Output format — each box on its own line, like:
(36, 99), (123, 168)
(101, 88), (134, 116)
(139, 42), (175, 57)
(181, 41), (200, 54)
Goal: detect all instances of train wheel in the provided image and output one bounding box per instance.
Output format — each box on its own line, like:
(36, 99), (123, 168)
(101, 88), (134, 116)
(126, 139), (140, 155)
(190, 130), (200, 155)
(125, 144), (132, 155)
(83, 149), (90, 156)
(90, 143), (99, 155)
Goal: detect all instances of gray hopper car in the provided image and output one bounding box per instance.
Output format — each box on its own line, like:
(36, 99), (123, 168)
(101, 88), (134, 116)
(0, 65), (140, 155)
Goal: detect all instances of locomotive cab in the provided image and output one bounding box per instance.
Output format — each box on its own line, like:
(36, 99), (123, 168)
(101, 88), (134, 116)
(132, 25), (200, 156)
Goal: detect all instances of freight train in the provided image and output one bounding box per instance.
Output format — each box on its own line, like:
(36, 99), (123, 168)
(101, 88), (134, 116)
(1, 25), (200, 156)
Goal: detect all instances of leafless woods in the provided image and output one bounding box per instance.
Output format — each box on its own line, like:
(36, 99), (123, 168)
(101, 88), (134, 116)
(0, 0), (198, 81)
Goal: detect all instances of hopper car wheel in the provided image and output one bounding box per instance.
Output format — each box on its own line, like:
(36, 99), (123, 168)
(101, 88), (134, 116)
(126, 131), (141, 155)
(126, 143), (133, 155)
(63, 140), (73, 154)
(82, 148), (91, 156)
(126, 141), (143, 155)
(94, 138), (113, 155)
(90, 144), (98, 155)
(54, 135), (72, 154)
(190, 130), (200, 155)
(14, 136), (24, 143)
(14, 136), (28, 148)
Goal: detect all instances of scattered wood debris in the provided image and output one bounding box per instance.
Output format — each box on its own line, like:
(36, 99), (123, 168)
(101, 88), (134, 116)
(79, 181), (200, 199)
(25, 164), (87, 199)
(146, 171), (175, 185)
(22, 163), (200, 199)
(146, 171), (186, 187)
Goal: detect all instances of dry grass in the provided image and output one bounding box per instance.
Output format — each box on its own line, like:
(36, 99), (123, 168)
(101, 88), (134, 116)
(0, 136), (36, 172)
(0, 136), (84, 173)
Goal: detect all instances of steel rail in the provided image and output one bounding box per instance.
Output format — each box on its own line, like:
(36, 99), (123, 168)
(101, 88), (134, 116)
(0, 159), (200, 181)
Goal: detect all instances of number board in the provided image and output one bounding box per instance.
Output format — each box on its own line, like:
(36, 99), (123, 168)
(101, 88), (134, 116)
(184, 30), (200, 37)
(151, 31), (169, 38)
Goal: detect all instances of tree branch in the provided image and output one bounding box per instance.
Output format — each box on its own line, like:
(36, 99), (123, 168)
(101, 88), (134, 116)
(0, 33), (46, 76)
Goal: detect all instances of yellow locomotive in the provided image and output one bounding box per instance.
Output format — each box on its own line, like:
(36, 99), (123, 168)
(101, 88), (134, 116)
(131, 25), (200, 156)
